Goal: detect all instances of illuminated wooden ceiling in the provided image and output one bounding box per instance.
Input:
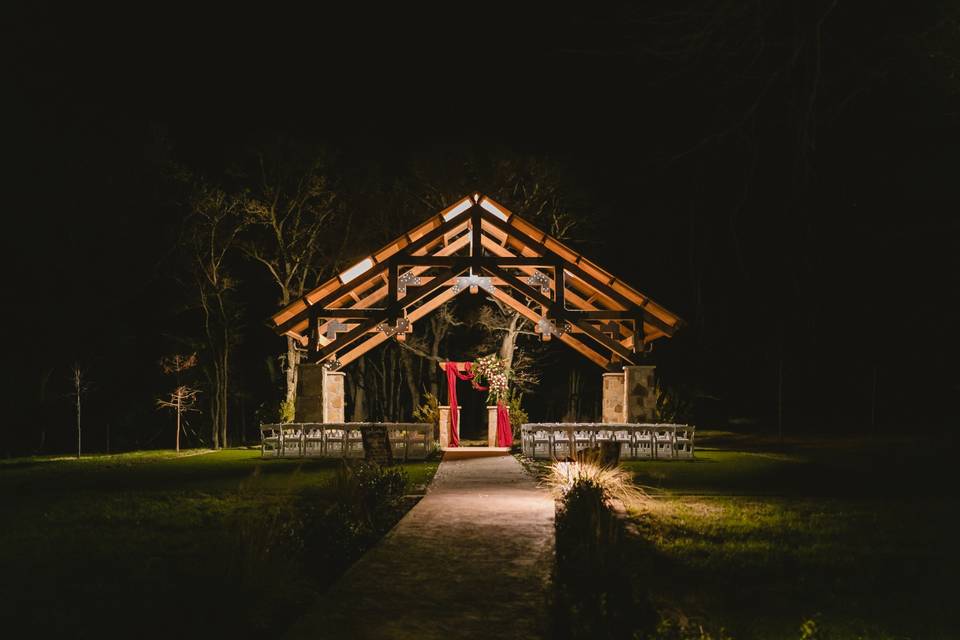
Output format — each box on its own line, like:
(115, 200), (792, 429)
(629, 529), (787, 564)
(270, 194), (684, 370)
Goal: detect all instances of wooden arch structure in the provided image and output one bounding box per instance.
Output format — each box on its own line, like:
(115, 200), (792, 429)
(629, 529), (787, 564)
(270, 194), (684, 371)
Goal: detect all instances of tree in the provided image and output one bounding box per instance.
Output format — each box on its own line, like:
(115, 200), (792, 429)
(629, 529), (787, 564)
(183, 183), (247, 449)
(239, 147), (343, 414)
(69, 364), (92, 459)
(157, 353), (200, 451)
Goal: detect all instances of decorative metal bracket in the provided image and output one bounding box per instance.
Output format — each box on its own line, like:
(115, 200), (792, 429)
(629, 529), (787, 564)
(376, 317), (411, 337)
(535, 317), (568, 339)
(451, 275), (494, 295)
(324, 320), (348, 341)
(397, 271), (421, 295)
(527, 271), (551, 296)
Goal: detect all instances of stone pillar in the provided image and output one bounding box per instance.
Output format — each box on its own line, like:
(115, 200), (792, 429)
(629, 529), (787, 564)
(487, 405), (498, 447)
(323, 371), (345, 423)
(624, 365), (658, 423)
(295, 365), (345, 423)
(438, 405), (460, 448)
(295, 363), (326, 422)
(602, 372), (625, 423)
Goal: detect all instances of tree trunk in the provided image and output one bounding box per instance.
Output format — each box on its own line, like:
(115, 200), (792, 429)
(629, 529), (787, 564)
(564, 369), (582, 422)
(498, 312), (521, 372)
(220, 350), (229, 448)
(351, 356), (367, 421)
(175, 395), (181, 452)
(428, 321), (445, 401)
(399, 346), (420, 417)
(76, 390), (81, 459)
(285, 335), (300, 408)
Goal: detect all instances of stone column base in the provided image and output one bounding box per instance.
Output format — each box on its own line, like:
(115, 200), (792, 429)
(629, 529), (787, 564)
(487, 405), (498, 446)
(602, 372), (626, 423)
(323, 371), (345, 423)
(438, 405), (461, 448)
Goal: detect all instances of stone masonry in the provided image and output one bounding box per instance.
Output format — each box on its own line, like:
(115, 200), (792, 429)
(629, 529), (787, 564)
(601, 372), (625, 422)
(295, 363), (325, 422)
(487, 405), (498, 446)
(601, 365), (659, 423)
(438, 405), (460, 448)
(323, 371), (345, 423)
(624, 365), (658, 422)
(296, 364), (345, 423)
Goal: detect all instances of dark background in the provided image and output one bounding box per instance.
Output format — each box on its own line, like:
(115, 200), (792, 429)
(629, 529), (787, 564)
(6, 1), (958, 455)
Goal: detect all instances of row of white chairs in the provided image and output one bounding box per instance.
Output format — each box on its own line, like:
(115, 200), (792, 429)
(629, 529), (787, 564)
(260, 423), (433, 460)
(520, 424), (695, 460)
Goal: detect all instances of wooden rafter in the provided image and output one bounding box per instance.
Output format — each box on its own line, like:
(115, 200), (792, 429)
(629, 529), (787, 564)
(270, 193), (684, 370)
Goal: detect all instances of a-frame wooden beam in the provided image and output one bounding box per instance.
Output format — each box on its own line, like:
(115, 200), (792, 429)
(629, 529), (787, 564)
(478, 209), (679, 337)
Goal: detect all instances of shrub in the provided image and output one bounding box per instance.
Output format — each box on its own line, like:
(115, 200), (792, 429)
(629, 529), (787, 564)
(279, 399), (295, 423)
(413, 392), (440, 429)
(552, 472), (654, 639)
(507, 391), (529, 439)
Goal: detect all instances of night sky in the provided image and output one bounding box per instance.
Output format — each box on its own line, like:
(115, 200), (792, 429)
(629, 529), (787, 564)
(7, 2), (958, 455)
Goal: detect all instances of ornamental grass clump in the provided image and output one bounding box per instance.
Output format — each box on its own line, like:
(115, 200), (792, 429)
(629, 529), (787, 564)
(551, 457), (656, 639)
(546, 456), (649, 509)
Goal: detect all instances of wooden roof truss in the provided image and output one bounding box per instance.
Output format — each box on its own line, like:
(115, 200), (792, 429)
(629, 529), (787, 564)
(270, 194), (683, 371)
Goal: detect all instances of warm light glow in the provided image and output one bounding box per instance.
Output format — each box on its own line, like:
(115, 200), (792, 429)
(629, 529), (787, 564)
(442, 198), (473, 221)
(546, 459), (648, 506)
(339, 257), (374, 283)
(479, 198), (509, 221)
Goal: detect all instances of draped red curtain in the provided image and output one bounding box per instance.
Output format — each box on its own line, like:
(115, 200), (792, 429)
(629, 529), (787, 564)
(444, 362), (511, 448)
(496, 402), (512, 447)
(445, 362), (481, 448)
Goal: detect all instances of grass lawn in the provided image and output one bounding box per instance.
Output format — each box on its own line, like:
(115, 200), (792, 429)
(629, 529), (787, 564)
(0, 448), (438, 639)
(621, 432), (956, 639)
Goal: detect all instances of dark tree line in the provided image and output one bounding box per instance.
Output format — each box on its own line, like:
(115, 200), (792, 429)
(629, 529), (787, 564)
(8, 1), (958, 456)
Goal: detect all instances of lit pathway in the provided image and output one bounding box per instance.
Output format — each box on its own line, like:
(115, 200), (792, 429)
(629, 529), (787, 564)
(287, 453), (555, 639)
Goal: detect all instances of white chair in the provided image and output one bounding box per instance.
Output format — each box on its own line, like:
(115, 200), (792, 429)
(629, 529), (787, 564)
(654, 426), (674, 459)
(673, 425), (695, 459)
(261, 427), (280, 457)
(347, 429), (364, 457)
(406, 429), (428, 459)
(531, 430), (551, 458)
(574, 430), (593, 453)
(634, 428), (654, 459)
(389, 429), (407, 461)
(302, 428), (321, 456)
(613, 430), (633, 458)
(325, 429), (345, 456)
(552, 430), (572, 459)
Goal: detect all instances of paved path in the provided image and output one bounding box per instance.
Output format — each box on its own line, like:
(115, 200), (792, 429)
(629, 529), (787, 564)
(288, 454), (555, 639)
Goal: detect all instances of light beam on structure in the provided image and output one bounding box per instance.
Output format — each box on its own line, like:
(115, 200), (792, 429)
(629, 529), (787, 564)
(479, 198), (509, 221)
(442, 197), (473, 221)
(339, 257), (374, 284)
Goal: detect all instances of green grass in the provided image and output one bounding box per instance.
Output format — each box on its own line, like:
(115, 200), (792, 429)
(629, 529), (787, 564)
(0, 448), (438, 639)
(620, 434), (956, 639)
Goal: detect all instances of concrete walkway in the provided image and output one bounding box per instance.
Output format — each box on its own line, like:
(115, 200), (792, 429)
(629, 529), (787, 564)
(288, 454), (555, 639)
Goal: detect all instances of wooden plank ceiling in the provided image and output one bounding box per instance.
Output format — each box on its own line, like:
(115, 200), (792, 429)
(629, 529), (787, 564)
(270, 194), (684, 370)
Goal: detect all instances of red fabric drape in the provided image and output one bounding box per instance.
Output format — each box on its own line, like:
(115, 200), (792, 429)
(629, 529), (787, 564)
(496, 402), (512, 447)
(445, 362), (483, 448)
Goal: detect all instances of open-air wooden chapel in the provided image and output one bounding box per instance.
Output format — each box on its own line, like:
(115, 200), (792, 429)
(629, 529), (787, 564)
(261, 194), (694, 461)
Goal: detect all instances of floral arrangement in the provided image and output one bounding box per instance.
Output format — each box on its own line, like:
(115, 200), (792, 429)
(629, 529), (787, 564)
(471, 353), (510, 404)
